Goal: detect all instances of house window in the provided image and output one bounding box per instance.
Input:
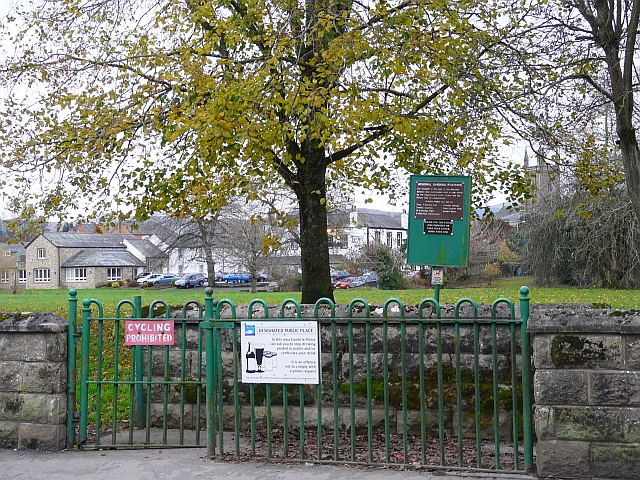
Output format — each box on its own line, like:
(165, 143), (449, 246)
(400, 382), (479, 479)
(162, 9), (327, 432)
(107, 268), (122, 281)
(18, 269), (26, 283)
(34, 268), (51, 282)
(387, 232), (393, 247)
(397, 232), (403, 248)
(0, 271), (8, 283)
(37, 248), (46, 259)
(328, 233), (348, 248)
(3, 251), (11, 257)
(66, 268), (87, 282)
(374, 231), (381, 243)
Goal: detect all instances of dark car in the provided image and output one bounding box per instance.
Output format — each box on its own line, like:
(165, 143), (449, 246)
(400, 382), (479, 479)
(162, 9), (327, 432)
(175, 273), (207, 288)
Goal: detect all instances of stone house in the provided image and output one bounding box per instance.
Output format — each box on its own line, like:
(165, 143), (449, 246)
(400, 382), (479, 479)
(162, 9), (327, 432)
(24, 233), (162, 289)
(0, 243), (26, 289)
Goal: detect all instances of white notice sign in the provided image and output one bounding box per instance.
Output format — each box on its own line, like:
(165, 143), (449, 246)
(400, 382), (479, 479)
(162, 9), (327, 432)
(241, 321), (320, 384)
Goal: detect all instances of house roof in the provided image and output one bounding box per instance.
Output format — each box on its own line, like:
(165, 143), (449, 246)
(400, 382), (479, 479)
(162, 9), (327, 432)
(35, 233), (137, 249)
(355, 208), (404, 230)
(61, 250), (145, 268)
(125, 238), (167, 258)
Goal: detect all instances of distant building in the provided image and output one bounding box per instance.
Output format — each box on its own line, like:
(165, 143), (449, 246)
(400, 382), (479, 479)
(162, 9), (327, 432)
(23, 233), (165, 289)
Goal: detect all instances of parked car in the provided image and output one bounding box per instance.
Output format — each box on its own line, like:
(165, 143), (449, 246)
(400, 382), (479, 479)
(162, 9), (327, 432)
(138, 273), (163, 285)
(150, 274), (181, 286)
(333, 276), (355, 289)
(223, 273), (251, 283)
(175, 273), (207, 288)
(253, 272), (267, 282)
(135, 271), (153, 281)
(267, 281), (281, 292)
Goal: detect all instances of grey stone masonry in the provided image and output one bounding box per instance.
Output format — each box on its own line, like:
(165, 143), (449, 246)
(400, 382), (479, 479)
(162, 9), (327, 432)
(0, 312), (67, 450)
(529, 306), (640, 479)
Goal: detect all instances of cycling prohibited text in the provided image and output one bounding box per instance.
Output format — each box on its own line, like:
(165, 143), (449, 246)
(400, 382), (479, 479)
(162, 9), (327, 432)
(241, 321), (320, 384)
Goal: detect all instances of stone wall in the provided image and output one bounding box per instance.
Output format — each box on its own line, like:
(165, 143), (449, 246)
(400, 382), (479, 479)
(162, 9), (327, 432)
(529, 306), (640, 480)
(0, 312), (67, 450)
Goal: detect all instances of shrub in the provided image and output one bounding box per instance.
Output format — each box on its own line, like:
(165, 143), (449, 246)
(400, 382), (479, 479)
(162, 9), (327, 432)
(128, 279), (139, 288)
(111, 281), (120, 288)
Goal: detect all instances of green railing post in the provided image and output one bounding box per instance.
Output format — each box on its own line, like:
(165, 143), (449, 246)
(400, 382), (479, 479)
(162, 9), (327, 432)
(204, 288), (216, 458)
(434, 284), (441, 304)
(78, 299), (91, 444)
(133, 295), (145, 429)
(520, 286), (534, 474)
(67, 289), (78, 448)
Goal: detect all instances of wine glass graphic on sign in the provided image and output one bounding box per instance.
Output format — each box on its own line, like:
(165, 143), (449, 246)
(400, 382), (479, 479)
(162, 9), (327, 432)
(254, 343), (265, 372)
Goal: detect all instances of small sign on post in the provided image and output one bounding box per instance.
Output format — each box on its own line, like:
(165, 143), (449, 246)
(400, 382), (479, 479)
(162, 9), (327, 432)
(431, 267), (444, 285)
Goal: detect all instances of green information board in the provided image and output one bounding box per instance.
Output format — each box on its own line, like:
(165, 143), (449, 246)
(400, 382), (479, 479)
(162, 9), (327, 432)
(406, 175), (471, 267)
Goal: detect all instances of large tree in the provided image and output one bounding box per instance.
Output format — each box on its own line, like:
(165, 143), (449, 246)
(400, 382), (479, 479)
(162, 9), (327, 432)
(0, 0), (530, 302)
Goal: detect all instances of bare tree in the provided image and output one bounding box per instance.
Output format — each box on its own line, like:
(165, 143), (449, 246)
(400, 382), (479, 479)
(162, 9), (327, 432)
(220, 205), (288, 293)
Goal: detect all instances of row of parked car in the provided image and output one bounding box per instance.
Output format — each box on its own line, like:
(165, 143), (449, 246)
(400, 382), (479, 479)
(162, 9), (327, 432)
(134, 271), (267, 288)
(331, 271), (378, 289)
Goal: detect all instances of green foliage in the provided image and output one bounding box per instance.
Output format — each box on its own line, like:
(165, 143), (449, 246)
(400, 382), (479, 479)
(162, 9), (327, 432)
(0, 0), (537, 303)
(374, 247), (403, 290)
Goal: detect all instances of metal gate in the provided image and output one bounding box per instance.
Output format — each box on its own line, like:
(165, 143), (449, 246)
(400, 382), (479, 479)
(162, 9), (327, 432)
(68, 287), (534, 474)
(67, 290), (213, 450)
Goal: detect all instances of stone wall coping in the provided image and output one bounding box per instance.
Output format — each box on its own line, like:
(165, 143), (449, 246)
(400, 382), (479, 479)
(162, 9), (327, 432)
(0, 312), (67, 333)
(528, 306), (640, 334)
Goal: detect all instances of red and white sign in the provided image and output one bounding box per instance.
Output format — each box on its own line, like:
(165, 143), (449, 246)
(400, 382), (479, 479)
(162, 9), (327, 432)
(125, 320), (175, 346)
(431, 268), (444, 285)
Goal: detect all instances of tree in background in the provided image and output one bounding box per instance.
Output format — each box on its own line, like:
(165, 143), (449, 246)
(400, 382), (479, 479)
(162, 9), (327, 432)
(521, 182), (640, 288)
(0, 0), (534, 303)
(349, 243), (403, 290)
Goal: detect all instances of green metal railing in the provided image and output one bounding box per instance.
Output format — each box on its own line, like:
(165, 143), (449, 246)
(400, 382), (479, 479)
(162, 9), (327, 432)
(69, 287), (534, 474)
(205, 287), (534, 473)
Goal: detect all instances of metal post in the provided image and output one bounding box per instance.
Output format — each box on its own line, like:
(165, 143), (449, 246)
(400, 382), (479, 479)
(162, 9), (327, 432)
(133, 296), (145, 428)
(204, 288), (216, 458)
(67, 289), (78, 447)
(434, 284), (441, 304)
(78, 299), (91, 444)
(520, 286), (535, 474)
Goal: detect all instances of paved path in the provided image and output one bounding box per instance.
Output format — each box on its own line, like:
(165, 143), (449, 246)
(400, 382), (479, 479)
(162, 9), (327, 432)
(0, 448), (534, 480)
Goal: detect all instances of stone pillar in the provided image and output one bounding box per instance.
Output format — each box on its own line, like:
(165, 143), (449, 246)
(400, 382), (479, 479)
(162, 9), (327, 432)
(0, 312), (67, 450)
(529, 307), (640, 479)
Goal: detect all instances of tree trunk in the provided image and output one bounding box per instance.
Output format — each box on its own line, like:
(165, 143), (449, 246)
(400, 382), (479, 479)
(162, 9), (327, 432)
(296, 166), (335, 304)
(197, 220), (217, 288)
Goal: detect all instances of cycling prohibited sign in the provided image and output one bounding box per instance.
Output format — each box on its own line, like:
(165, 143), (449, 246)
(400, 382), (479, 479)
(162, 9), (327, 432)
(241, 321), (320, 384)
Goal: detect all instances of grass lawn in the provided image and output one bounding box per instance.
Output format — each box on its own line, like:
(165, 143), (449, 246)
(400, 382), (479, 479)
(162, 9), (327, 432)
(1, 277), (639, 317)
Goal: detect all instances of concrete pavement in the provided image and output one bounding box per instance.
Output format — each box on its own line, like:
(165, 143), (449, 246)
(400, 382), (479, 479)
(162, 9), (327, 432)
(0, 448), (534, 480)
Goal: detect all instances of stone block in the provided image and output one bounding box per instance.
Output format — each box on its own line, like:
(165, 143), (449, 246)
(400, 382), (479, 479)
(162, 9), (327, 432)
(625, 336), (640, 370)
(0, 362), (23, 391)
(550, 334), (623, 369)
(532, 334), (553, 369)
(45, 333), (67, 362)
(535, 405), (555, 440)
(22, 362), (66, 394)
(591, 443), (640, 479)
(0, 421), (18, 448)
(535, 439), (591, 478)
(590, 371), (640, 406)
(535, 370), (588, 405)
(19, 423), (66, 451)
(554, 406), (640, 443)
(0, 393), (63, 424)
(0, 393), (24, 421)
(0, 334), (47, 361)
